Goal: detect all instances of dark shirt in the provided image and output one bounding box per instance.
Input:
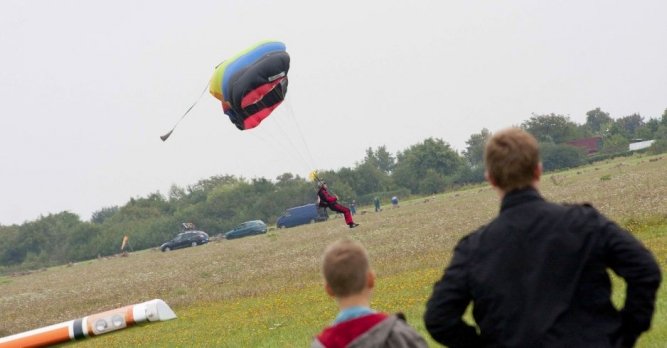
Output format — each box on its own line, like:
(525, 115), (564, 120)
(424, 188), (661, 348)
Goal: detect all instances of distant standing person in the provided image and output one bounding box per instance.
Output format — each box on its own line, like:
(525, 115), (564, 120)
(312, 239), (428, 348)
(391, 196), (399, 208)
(424, 128), (661, 347)
(373, 197), (381, 212)
(317, 181), (359, 228)
(350, 200), (356, 215)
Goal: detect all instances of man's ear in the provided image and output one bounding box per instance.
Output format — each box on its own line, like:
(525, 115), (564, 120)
(325, 283), (335, 297)
(534, 163), (543, 181)
(485, 170), (497, 187)
(367, 270), (376, 290)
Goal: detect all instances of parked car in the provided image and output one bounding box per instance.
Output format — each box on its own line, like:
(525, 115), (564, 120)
(224, 220), (268, 240)
(276, 203), (329, 229)
(160, 230), (209, 252)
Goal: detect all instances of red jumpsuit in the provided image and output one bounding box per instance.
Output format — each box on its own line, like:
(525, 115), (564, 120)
(317, 186), (355, 226)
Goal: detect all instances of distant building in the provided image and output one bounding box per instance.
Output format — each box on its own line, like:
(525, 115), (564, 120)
(566, 136), (603, 156)
(629, 140), (655, 151)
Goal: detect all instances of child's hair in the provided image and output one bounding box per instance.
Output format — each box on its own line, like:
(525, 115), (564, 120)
(322, 239), (370, 297)
(485, 127), (540, 191)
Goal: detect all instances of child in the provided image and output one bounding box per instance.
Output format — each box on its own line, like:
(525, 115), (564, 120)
(312, 239), (427, 348)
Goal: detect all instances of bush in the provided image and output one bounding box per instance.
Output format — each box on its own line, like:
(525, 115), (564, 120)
(540, 143), (587, 171)
(648, 139), (667, 155)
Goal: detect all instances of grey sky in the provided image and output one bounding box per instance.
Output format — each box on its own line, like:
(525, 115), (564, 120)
(1, 0), (665, 225)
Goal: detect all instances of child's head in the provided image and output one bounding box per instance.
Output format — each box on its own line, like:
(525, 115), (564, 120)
(322, 239), (372, 298)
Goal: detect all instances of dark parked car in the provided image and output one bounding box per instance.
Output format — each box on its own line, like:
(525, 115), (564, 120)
(224, 220), (268, 240)
(160, 230), (209, 252)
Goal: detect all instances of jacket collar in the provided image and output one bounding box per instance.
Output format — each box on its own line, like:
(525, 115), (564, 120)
(500, 187), (544, 213)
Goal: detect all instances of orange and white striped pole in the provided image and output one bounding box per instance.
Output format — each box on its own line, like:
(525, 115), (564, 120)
(0, 299), (176, 348)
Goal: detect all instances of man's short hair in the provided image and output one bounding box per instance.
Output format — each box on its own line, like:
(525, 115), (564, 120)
(322, 239), (369, 297)
(484, 128), (540, 191)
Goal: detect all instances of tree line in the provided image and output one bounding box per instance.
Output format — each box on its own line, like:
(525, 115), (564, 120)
(1, 108), (666, 273)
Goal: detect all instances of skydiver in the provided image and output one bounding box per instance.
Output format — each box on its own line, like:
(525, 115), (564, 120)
(317, 181), (359, 228)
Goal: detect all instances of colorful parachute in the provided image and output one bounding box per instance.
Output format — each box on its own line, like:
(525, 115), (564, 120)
(209, 40), (290, 130)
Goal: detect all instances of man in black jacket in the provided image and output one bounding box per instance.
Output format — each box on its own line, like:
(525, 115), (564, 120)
(424, 128), (661, 347)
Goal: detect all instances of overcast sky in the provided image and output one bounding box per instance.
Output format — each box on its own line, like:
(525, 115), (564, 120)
(1, 0), (665, 225)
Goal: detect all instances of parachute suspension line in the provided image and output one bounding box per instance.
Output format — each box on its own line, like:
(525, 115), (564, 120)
(159, 81), (210, 142)
(238, 97), (310, 175)
(246, 125), (305, 171)
(269, 111), (314, 176)
(281, 98), (317, 170)
(251, 131), (312, 182)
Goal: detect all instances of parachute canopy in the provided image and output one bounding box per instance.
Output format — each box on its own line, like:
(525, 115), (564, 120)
(209, 40), (290, 131)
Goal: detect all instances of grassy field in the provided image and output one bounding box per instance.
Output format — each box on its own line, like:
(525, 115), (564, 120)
(1, 153), (666, 347)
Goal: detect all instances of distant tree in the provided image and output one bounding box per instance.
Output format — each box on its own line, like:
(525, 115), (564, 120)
(205, 180), (251, 227)
(647, 125), (667, 155)
(0, 225), (21, 265)
(363, 148), (377, 167)
(539, 143), (587, 171)
(455, 164), (486, 184)
(352, 162), (392, 196)
(138, 192), (173, 214)
(335, 167), (357, 191)
(585, 108), (613, 135)
(661, 108), (667, 126)
(275, 173), (297, 185)
(418, 169), (447, 194)
(601, 134), (630, 155)
(612, 113), (644, 139)
(245, 178), (281, 222)
(635, 118), (661, 140)
(392, 138), (464, 194)
(362, 146), (395, 174)
(168, 184), (187, 202)
(463, 128), (491, 167)
(90, 206), (119, 224)
(648, 139), (667, 155)
(375, 146), (395, 174)
(655, 125), (667, 140)
(65, 223), (103, 261)
(521, 114), (581, 144)
(313, 169), (339, 186)
(188, 175), (240, 194)
(14, 212), (82, 267)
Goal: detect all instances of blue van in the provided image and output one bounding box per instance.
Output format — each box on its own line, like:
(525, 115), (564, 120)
(276, 203), (329, 228)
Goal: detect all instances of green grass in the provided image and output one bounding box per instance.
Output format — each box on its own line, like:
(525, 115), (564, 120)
(0, 153), (665, 347)
(65, 267), (445, 347)
(66, 246), (667, 348)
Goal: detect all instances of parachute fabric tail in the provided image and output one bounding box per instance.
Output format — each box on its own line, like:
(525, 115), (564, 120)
(160, 130), (174, 142)
(159, 82), (210, 142)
